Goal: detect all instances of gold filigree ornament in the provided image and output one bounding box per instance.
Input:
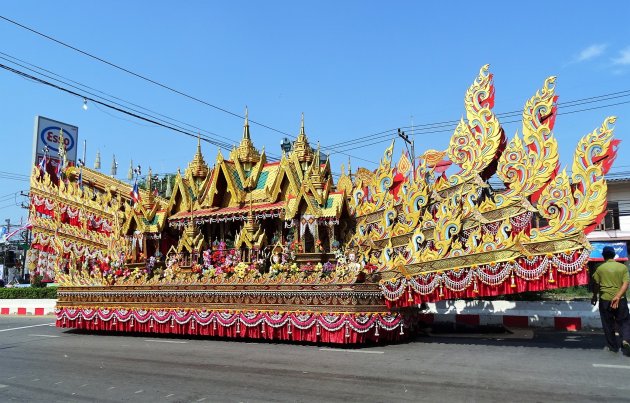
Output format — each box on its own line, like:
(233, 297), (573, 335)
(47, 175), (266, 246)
(496, 76), (559, 208)
(445, 64), (504, 189)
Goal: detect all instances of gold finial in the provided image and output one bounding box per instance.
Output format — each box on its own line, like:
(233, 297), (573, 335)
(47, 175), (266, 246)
(293, 113), (313, 164)
(235, 106), (260, 166)
(243, 106), (251, 140)
(185, 133), (209, 178)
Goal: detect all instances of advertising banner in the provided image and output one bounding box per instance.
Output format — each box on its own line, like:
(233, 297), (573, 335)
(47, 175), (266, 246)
(589, 241), (628, 261)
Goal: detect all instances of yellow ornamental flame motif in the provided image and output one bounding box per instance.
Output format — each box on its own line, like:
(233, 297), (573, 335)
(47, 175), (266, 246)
(446, 64), (504, 188)
(496, 76), (559, 205)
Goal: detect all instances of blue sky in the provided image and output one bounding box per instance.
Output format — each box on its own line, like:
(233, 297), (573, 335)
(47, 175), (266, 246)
(1, 1), (629, 225)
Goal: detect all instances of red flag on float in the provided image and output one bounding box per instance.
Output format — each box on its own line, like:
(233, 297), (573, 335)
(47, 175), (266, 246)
(130, 181), (141, 204)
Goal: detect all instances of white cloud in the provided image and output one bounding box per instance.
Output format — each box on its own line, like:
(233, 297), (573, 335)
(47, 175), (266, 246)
(612, 47), (630, 65)
(575, 44), (608, 62)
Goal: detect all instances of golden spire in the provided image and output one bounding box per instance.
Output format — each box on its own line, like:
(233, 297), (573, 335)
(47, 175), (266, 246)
(310, 141), (325, 190)
(243, 106), (251, 140)
(236, 106), (260, 166)
(292, 112), (313, 164)
(185, 133), (210, 178)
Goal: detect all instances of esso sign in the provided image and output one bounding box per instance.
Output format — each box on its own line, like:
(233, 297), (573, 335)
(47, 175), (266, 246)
(40, 126), (75, 153)
(33, 116), (79, 166)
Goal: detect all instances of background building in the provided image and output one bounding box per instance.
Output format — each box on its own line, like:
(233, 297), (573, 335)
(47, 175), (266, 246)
(587, 177), (630, 265)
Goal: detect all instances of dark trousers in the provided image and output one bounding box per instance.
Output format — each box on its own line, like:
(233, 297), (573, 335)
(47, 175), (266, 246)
(599, 298), (630, 350)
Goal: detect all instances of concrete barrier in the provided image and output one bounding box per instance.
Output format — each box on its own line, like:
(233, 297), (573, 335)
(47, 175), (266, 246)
(0, 299), (605, 330)
(420, 300), (602, 331)
(0, 299), (56, 315)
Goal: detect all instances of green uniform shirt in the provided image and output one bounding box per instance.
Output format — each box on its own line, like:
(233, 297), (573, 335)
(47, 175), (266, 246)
(593, 259), (630, 301)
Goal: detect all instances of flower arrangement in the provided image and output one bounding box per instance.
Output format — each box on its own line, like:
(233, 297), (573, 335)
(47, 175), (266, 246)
(163, 265), (177, 280)
(300, 262), (315, 272)
(269, 262), (285, 277)
(290, 239), (302, 254)
(203, 250), (213, 269)
(191, 263), (203, 274)
(322, 261), (335, 274)
(234, 261), (249, 279)
(203, 266), (217, 278)
(315, 239), (324, 253)
(144, 256), (156, 276)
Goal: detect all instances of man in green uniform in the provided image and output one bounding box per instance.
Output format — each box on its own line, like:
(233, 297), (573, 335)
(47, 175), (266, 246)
(592, 246), (630, 355)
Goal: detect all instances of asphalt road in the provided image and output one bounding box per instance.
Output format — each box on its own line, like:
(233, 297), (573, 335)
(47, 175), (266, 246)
(1, 317), (629, 402)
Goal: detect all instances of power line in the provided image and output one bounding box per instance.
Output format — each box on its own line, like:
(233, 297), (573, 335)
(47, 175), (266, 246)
(0, 50), (244, 148)
(0, 62), (278, 161)
(0, 15), (290, 137)
(3, 15), (626, 164)
(326, 97), (630, 155)
(323, 90), (630, 153)
(0, 54), (238, 151)
(0, 16), (376, 165)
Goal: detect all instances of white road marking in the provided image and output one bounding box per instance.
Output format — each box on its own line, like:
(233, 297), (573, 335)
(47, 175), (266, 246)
(196, 398), (207, 402)
(135, 390), (144, 394)
(108, 386), (116, 390)
(165, 393), (175, 398)
(32, 379), (39, 382)
(0, 323), (56, 333)
(55, 381), (63, 385)
(79, 384), (88, 388)
(319, 348), (384, 354)
(144, 339), (187, 344)
(0, 384), (8, 389)
(28, 334), (60, 338)
(593, 363), (630, 369)
(7, 376), (16, 380)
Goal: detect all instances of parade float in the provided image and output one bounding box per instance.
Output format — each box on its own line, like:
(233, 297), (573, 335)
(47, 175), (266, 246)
(27, 65), (619, 344)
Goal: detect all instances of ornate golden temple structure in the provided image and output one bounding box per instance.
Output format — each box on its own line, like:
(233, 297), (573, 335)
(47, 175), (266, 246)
(29, 66), (619, 344)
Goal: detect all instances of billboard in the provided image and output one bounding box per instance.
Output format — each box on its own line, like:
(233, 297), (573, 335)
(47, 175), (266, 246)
(589, 241), (628, 262)
(32, 116), (79, 167)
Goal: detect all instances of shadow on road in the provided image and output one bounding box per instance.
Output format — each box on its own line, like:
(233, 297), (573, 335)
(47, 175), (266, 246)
(61, 323), (607, 351)
(412, 322), (605, 350)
